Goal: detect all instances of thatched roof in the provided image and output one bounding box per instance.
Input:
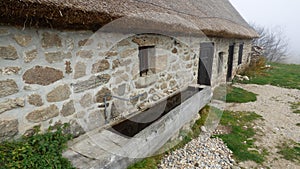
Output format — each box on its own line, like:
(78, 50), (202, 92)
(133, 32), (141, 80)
(0, 0), (258, 38)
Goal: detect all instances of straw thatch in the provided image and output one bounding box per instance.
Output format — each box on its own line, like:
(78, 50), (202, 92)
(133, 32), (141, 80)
(0, 0), (258, 38)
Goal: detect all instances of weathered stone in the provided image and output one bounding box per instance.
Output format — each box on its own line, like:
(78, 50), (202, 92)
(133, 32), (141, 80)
(112, 59), (120, 69)
(0, 119), (18, 142)
(119, 59), (131, 66)
(151, 94), (161, 102)
(74, 62), (86, 79)
(0, 98), (25, 114)
(166, 74), (173, 81)
(119, 73), (129, 82)
(172, 48), (178, 54)
(111, 102), (121, 118)
(135, 75), (157, 89)
(120, 48), (136, 58)
(23, 66), (63, 86)
(160, 83), (168, 90)
(114, 77), (123, 84)
(79, 93), (93, 108)
(117, 84), (126, 96)
(95, 87), (112, 103)
(73, 74), (111, 93)
(0, 79), (19, 98)
(25, 49), (38, 63)
(113, 70), (125, 76)
(77, 50), (93, 59)
(76, 111), (86, 119)
(171, 63), (181, 71)
(176, 71), (193, 82)
(155, 55), (168, 72)
(169, 80), (177, 88)
(88, 110), (105, 130)
(65, 61), (72, 74)
(105, 51), (118, 57)
(132, 36), (159, 46)
(61, 100), (75, 117)
(117, 39), (131, 47)
(130, 93), (139, 105)
(78, 39), (93, 47)
(0, 45), (18, 60)
(92, 60), (110, 73)
(186, 63), (193, 69)
(47, 84), (71, 102)
(66, 38), (74, 50)
(26, 105), (59, 123)
(1, 67), (21, 75)
(28, 94), (43, 107)
(64, 120), (85, 138)
(183, 55), (191, 61)
(42, 32), (62, 48)
(13, 34), (32, 47)
(140, 92), (148, 101)
(45, 51), (72, 63)
(24, 125), (41, 137)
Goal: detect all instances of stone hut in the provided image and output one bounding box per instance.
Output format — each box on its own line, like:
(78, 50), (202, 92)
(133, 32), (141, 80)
(0, 0), (258, 168)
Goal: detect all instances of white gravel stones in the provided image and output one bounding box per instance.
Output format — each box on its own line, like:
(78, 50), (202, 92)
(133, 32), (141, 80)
(158, 134), (238, 169)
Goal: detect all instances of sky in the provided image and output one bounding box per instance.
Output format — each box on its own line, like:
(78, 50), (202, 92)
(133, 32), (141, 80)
(229, 0), (300, 63)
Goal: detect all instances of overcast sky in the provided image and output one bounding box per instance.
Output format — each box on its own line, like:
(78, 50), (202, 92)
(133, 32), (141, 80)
(229, 0), (300, 63)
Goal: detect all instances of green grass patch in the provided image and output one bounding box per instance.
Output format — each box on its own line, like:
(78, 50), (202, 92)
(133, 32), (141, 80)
(213, 85), (257, 103)
(290, 102), (300, 114)
(277, 141), (300, 164)
(128, 106), (221, 169)
(213, 110), (267, 163)
(238, 62), (300, 90)
(0, 124), (74, 169)
(296, 123), (300, 127)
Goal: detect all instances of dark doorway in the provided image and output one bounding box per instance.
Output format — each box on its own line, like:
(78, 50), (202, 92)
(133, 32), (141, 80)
(198, 42), (214, 85)
(238, 43), (244, 65)
(227, 43), (235, 81)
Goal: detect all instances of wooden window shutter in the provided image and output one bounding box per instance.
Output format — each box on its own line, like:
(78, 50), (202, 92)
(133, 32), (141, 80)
(139, 47), (149, 76)
(238, 43), (244, 65)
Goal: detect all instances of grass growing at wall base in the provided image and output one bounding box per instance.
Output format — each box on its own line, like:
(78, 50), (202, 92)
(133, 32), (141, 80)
(0, 124), (74, 169)
(213, 84), (257, 103)
(213, 110), (267, 163)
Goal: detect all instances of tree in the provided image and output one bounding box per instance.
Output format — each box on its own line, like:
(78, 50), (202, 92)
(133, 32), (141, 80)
(251, 24), (290, 62)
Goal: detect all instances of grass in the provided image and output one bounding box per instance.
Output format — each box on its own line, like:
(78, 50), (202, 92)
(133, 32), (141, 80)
(296, 123), (300, 127)
(290, 102), (300, 114)
(238, 62), (300, 90)
(277, 141), (300, 164)
(213, 84), (257, 103)
(128, 106), (221, 169)
(213, 110), (267, 163)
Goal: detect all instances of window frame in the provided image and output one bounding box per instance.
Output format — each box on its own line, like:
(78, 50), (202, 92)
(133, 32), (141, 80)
(217, 52), (224, 75)
(238, 43), (244, 65)
(138, 46), (155, 77)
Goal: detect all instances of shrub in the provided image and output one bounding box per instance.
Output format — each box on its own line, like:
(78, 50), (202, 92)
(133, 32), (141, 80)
(0, 124), (74, 169)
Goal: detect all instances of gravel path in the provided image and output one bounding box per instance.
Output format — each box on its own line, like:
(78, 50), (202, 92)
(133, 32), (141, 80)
(158, 133), (238, 169)
(159, 84), (300, 169)
(224, 84), (300, 169)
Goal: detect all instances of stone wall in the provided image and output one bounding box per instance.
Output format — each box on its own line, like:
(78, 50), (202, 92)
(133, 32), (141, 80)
(0, 25), (252, 141)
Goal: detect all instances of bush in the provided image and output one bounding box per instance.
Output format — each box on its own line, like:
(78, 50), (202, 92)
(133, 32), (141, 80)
(238, 56), (267, 77)
(0, 124), (74, 169)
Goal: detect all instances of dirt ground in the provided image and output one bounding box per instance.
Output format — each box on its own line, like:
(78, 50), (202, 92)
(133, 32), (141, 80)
(212, 84), (300, 169)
